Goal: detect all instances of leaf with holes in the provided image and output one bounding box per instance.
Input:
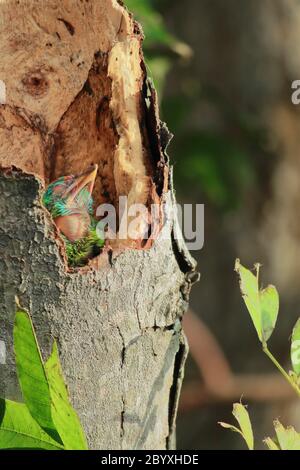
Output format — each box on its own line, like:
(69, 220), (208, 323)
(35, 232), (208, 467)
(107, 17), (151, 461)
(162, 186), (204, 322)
(219, 403), (254, 450)
(235, 259), (279, 342)
(273, 421), (300, 450)
(264, 437), (279, 450)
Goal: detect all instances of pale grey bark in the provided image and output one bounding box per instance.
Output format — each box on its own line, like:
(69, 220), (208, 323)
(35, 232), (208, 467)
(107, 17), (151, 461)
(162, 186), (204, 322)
(0, 0), (197, 450)
(0, 170), (195, 450)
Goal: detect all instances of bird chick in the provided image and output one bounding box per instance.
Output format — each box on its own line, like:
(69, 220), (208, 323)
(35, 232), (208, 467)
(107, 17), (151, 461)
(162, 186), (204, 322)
(43, 164), (104, 266)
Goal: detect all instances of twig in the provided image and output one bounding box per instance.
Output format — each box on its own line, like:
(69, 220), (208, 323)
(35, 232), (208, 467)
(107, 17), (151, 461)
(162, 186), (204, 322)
(179, 375), (295, 412)
(181, 310), (297, 412)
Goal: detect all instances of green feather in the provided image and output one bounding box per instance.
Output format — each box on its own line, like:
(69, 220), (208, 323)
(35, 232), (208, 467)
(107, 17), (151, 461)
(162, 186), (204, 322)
(43, 177), (105, 267)
(64, 223), (105, 267)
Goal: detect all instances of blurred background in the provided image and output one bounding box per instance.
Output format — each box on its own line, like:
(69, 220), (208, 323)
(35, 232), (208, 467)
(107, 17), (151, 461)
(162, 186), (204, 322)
(126, 0), (300, 449)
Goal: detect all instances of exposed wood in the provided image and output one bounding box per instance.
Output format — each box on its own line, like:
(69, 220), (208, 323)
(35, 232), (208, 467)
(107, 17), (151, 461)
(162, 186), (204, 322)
(0, 0), (197, 449)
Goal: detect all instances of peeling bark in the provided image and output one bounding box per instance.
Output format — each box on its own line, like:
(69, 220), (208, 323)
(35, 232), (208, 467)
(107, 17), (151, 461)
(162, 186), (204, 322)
(0, 0), (197, 449)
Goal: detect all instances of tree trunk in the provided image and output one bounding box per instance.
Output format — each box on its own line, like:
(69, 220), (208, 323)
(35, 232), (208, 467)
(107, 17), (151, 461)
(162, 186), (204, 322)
(166, 0), (300, 449)
(0, 0), (197, 450)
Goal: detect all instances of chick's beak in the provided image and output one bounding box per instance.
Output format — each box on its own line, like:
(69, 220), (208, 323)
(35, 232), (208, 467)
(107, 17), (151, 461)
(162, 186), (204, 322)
(63, 164), (98, 203)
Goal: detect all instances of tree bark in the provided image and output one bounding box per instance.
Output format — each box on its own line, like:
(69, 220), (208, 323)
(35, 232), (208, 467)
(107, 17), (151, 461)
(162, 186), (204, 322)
(0, 0), (197, 450)
(166, 0), (300, 449)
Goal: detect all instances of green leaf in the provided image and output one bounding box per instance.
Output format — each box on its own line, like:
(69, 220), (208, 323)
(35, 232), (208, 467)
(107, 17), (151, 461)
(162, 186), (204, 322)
(219, 403), (254, 450)
(45, 342), (88, 450)
(13, 308), (59, 440)
(235, 260), (279, 342)
(260, 285), (279, 341)
(0, 399), (63, 450)
(125, 0), (176, 47)
(274, 420), (300, 450)
(144, 56), (172, 97)
(291, 318), (300, 376)
(219, 421), (242, 434)
(232, 403), (254, 450)
(235, 260), (262, 340)
(264, 437), (279, 450)
(172, 131), (255, 211)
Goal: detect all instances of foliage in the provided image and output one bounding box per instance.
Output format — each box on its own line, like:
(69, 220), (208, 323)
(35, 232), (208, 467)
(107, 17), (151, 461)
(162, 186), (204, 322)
(125, 0), (175, 49)
(220, 403), (300, 450)
(265, 421), (300, 450)
(173, 131), (255, 209)
(125, 0), (172, 95)
(0, 303), (88, 450)
(291, 319), (300, 377)
(125, 0), (190, 96)
(235, 259), (279, 343)
(65, 222), (104, 267)
(126, 0), (263, 212)
(219, 403), (254, 450)
(162, 89), (261, 211)
(219, 261), (300, 450)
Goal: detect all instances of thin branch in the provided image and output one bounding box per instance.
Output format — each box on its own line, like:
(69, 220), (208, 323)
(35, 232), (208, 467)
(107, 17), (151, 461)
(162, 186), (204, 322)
(262, 343), (300, 398)
(179, 374), (295, 412)
(181, 310), (297, 412)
